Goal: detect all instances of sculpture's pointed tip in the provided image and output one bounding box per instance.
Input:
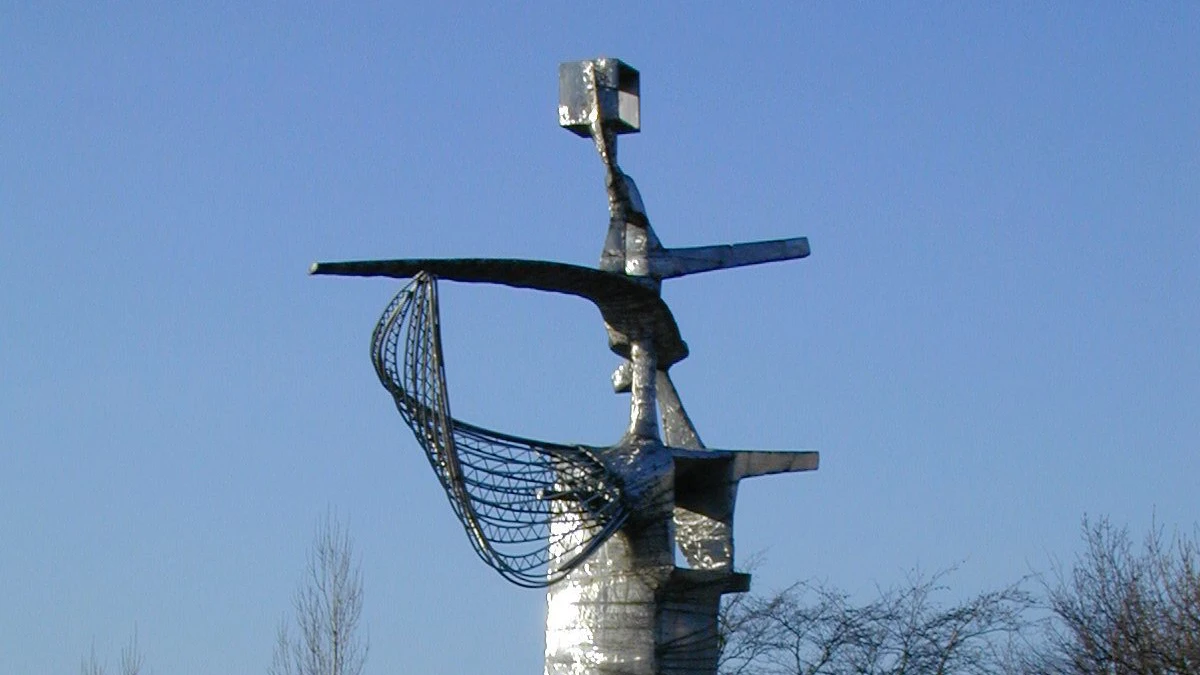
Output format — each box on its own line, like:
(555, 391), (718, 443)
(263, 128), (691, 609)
(309, 262), (321, 275)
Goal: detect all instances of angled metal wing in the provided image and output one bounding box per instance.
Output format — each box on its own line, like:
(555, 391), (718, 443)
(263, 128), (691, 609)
(315, 257), (688, 367)
(370, 273), (629, 587)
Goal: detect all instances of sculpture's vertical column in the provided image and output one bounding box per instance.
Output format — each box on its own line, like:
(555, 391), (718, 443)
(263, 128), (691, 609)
(545, 440), (674, 675)
(551, 57), (728, 675)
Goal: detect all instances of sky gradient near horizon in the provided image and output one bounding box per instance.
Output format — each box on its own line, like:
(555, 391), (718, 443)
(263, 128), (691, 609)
(3, 4), (1198, 674)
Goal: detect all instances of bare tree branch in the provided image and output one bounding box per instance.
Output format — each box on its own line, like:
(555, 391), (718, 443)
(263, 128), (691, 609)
(271, 510), (368, 675)
(81, 631), (145, 675)
(1026, 517), (1200, 675)
(719, 568), (1032, 675)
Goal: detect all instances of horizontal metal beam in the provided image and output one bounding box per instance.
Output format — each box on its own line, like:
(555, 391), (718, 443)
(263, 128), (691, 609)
(648, 236), (810, 279)
(310, 256), (689, 367)
(672, 447), (820, 482)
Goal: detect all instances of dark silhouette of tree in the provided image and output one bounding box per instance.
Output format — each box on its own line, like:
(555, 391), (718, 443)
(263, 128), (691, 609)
(1025, 517), (1200, 675)
(270, 511), (367, 675)
(719, 568), (1032, 675)
(81, 631), (144, 675)
(722, 518), (1200, 675)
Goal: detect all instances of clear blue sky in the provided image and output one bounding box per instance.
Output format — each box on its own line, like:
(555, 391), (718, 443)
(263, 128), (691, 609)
(3, 3), (1197, 674)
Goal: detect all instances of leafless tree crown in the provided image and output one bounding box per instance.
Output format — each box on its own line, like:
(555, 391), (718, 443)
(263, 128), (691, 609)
(80, 631), (144, 675)
(1029, 517), (1200, 675)
(718, 569), (1032, 675)
(270, 512), (368, 675)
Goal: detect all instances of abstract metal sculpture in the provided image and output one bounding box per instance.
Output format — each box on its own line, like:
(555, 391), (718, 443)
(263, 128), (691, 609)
(313, 58), (818, 675)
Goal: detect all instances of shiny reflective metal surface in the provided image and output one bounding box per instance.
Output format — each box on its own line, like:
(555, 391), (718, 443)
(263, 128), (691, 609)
(312, 57), (819, 674)
(559, 58), (640, 137)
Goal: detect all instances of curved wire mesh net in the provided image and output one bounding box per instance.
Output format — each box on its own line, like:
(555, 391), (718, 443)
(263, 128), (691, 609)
(371, 273), (629, 587)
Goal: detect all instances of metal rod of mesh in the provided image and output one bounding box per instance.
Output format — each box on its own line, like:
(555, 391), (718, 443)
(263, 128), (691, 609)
(370, 274), (629, 587)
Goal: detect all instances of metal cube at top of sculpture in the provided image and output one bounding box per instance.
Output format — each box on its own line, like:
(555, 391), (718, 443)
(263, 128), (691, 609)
(559, 58), (640, 137)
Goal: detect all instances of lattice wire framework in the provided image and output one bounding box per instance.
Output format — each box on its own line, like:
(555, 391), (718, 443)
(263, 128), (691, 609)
(370, 273), (630, 587)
